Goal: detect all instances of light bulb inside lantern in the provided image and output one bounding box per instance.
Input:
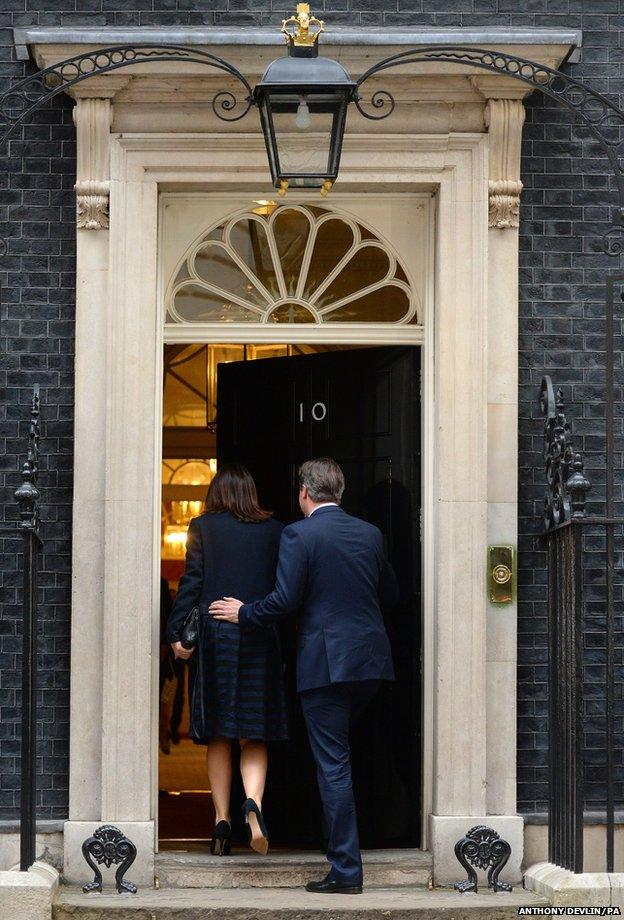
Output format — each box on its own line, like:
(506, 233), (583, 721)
(295, 96), (311, 130)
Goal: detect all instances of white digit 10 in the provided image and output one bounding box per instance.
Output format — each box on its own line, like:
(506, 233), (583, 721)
(298, 402), (327, 422)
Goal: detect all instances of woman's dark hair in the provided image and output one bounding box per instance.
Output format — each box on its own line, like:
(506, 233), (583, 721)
(205, 463), (272, 523)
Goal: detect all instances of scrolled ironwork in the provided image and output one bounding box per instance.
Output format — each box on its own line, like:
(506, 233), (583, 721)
(540, 376), (591, 532)
(0, 44), (254, 150)
(14, 385), (41, 535)
(353, 89), (395, 121)
(82, 824), (138, 894)
(541, 376), (573, 532)
(454, 825), (512, 894)
(211, 89), (253, 123)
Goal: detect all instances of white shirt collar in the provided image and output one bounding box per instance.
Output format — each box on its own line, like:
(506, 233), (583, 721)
(307, 502), (339, 518)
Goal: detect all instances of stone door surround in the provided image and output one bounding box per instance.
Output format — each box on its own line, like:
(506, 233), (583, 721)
(63, 129), (513, 888)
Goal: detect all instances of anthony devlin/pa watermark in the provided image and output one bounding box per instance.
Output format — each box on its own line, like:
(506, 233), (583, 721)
(517, 909), (621, 916)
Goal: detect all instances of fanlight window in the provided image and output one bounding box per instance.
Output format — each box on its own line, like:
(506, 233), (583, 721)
(166, 204), (419, 326)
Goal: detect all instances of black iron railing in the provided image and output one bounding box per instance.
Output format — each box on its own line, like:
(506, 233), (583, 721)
(541, 375), (621, 874)
(0, 386), (42, 870)
(546, 520), (584, 873)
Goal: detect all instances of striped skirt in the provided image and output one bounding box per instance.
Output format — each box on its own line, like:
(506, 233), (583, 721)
(190, 611), (289, 743)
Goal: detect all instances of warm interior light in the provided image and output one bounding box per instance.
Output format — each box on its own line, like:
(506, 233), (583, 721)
(164, 529), (188, 547)
(295, 95), (311, 130)
(252, 199), (278, 216)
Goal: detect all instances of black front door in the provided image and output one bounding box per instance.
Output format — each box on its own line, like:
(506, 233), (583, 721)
(217, 346), (421, 847)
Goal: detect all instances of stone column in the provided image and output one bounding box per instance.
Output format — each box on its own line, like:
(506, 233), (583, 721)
(484, 97), (525, 819)
(98, 148), (160, 884)
(64, 95), (113, 883)
(67, 97), (112, 825)
(63, 90), (156, 887)
(429, 100), (526, 885)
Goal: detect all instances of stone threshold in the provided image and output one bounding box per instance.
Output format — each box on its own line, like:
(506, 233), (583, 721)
(156, 847), (432, 889)
(54, 885), (549, 919)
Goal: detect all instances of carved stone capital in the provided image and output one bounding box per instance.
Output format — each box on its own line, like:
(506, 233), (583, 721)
(484, 99), (526, 230)
(73, 98), (113, 231)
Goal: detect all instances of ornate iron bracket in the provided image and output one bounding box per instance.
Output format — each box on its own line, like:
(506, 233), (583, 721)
(81, 825), (138, 894)
(454, 825), (512, 894)
(540, 375), (591, 532)
(2, 42), (624, 251)
(0, 44), (254, 151)
(0, 38), (624, 245)
(352, 45), (624, 251)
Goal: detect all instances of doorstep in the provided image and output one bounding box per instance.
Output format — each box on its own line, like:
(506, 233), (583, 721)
(156, 848), (432, 889)
(54, 885), (550, 919)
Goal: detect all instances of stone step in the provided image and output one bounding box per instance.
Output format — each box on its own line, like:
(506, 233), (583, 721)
(54, 886), (549, 920)
(156, 848), (432, 889)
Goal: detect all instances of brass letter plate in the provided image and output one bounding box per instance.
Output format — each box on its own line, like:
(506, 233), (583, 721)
(488, 545), (515, 605)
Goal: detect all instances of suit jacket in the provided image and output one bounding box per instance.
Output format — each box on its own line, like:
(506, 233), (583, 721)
(238, 505), (398, 692)
(166, 511), (283, 644)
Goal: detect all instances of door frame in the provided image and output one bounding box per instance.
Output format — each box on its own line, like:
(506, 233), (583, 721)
(65, 130), (521, 885)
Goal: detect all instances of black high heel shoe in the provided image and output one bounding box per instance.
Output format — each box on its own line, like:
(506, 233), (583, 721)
(210, 820), (232, 856)
(243, 799), (269, 856)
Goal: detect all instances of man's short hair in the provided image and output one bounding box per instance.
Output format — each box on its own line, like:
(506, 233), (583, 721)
(299, 458), (345, 504)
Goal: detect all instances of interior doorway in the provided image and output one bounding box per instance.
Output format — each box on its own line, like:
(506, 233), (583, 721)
(158, 342), (421, 851)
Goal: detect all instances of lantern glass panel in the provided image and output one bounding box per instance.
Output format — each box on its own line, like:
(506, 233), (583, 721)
(261, 89), (348, 187)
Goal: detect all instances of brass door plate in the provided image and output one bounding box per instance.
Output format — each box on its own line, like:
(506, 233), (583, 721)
(488, 545), (515, 605)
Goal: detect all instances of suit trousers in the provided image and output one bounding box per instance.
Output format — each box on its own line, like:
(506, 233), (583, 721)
(300, 679), (381, 886)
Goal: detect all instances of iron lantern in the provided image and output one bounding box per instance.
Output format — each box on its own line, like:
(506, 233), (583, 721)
(253, 4), (356, 196)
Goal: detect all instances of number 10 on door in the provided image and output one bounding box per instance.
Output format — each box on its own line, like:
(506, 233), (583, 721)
(299, 402), (327, 422)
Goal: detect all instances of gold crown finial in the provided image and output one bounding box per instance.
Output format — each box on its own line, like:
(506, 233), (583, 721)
(281, 3), (324, 47)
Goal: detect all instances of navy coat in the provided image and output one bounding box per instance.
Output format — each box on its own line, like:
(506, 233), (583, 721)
(166, 510), (284, 643)
(166, 511), (288, 742)
(238, 505), (398, 693)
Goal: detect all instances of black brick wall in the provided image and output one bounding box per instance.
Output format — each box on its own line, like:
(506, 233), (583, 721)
(0, 1), (621, 819)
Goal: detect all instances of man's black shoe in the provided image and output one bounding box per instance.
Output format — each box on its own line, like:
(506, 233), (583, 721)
(305, 875), (362, 895)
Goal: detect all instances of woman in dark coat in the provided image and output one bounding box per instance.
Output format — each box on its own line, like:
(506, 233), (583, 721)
(167, 464), (287, 857)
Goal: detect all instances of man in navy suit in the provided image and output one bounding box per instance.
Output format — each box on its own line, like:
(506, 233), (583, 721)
(210, 458), (398, 894)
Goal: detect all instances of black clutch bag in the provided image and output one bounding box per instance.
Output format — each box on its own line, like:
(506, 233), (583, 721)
(180, 606), (199, 650)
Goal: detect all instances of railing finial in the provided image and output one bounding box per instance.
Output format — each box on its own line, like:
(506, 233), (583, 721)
(14, 385), (40, 533)
(540, 375), (590, 531)
(566, 453), (591, 520)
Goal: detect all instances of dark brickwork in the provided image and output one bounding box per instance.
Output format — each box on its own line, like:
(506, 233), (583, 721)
(0, 1), (621, 819)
